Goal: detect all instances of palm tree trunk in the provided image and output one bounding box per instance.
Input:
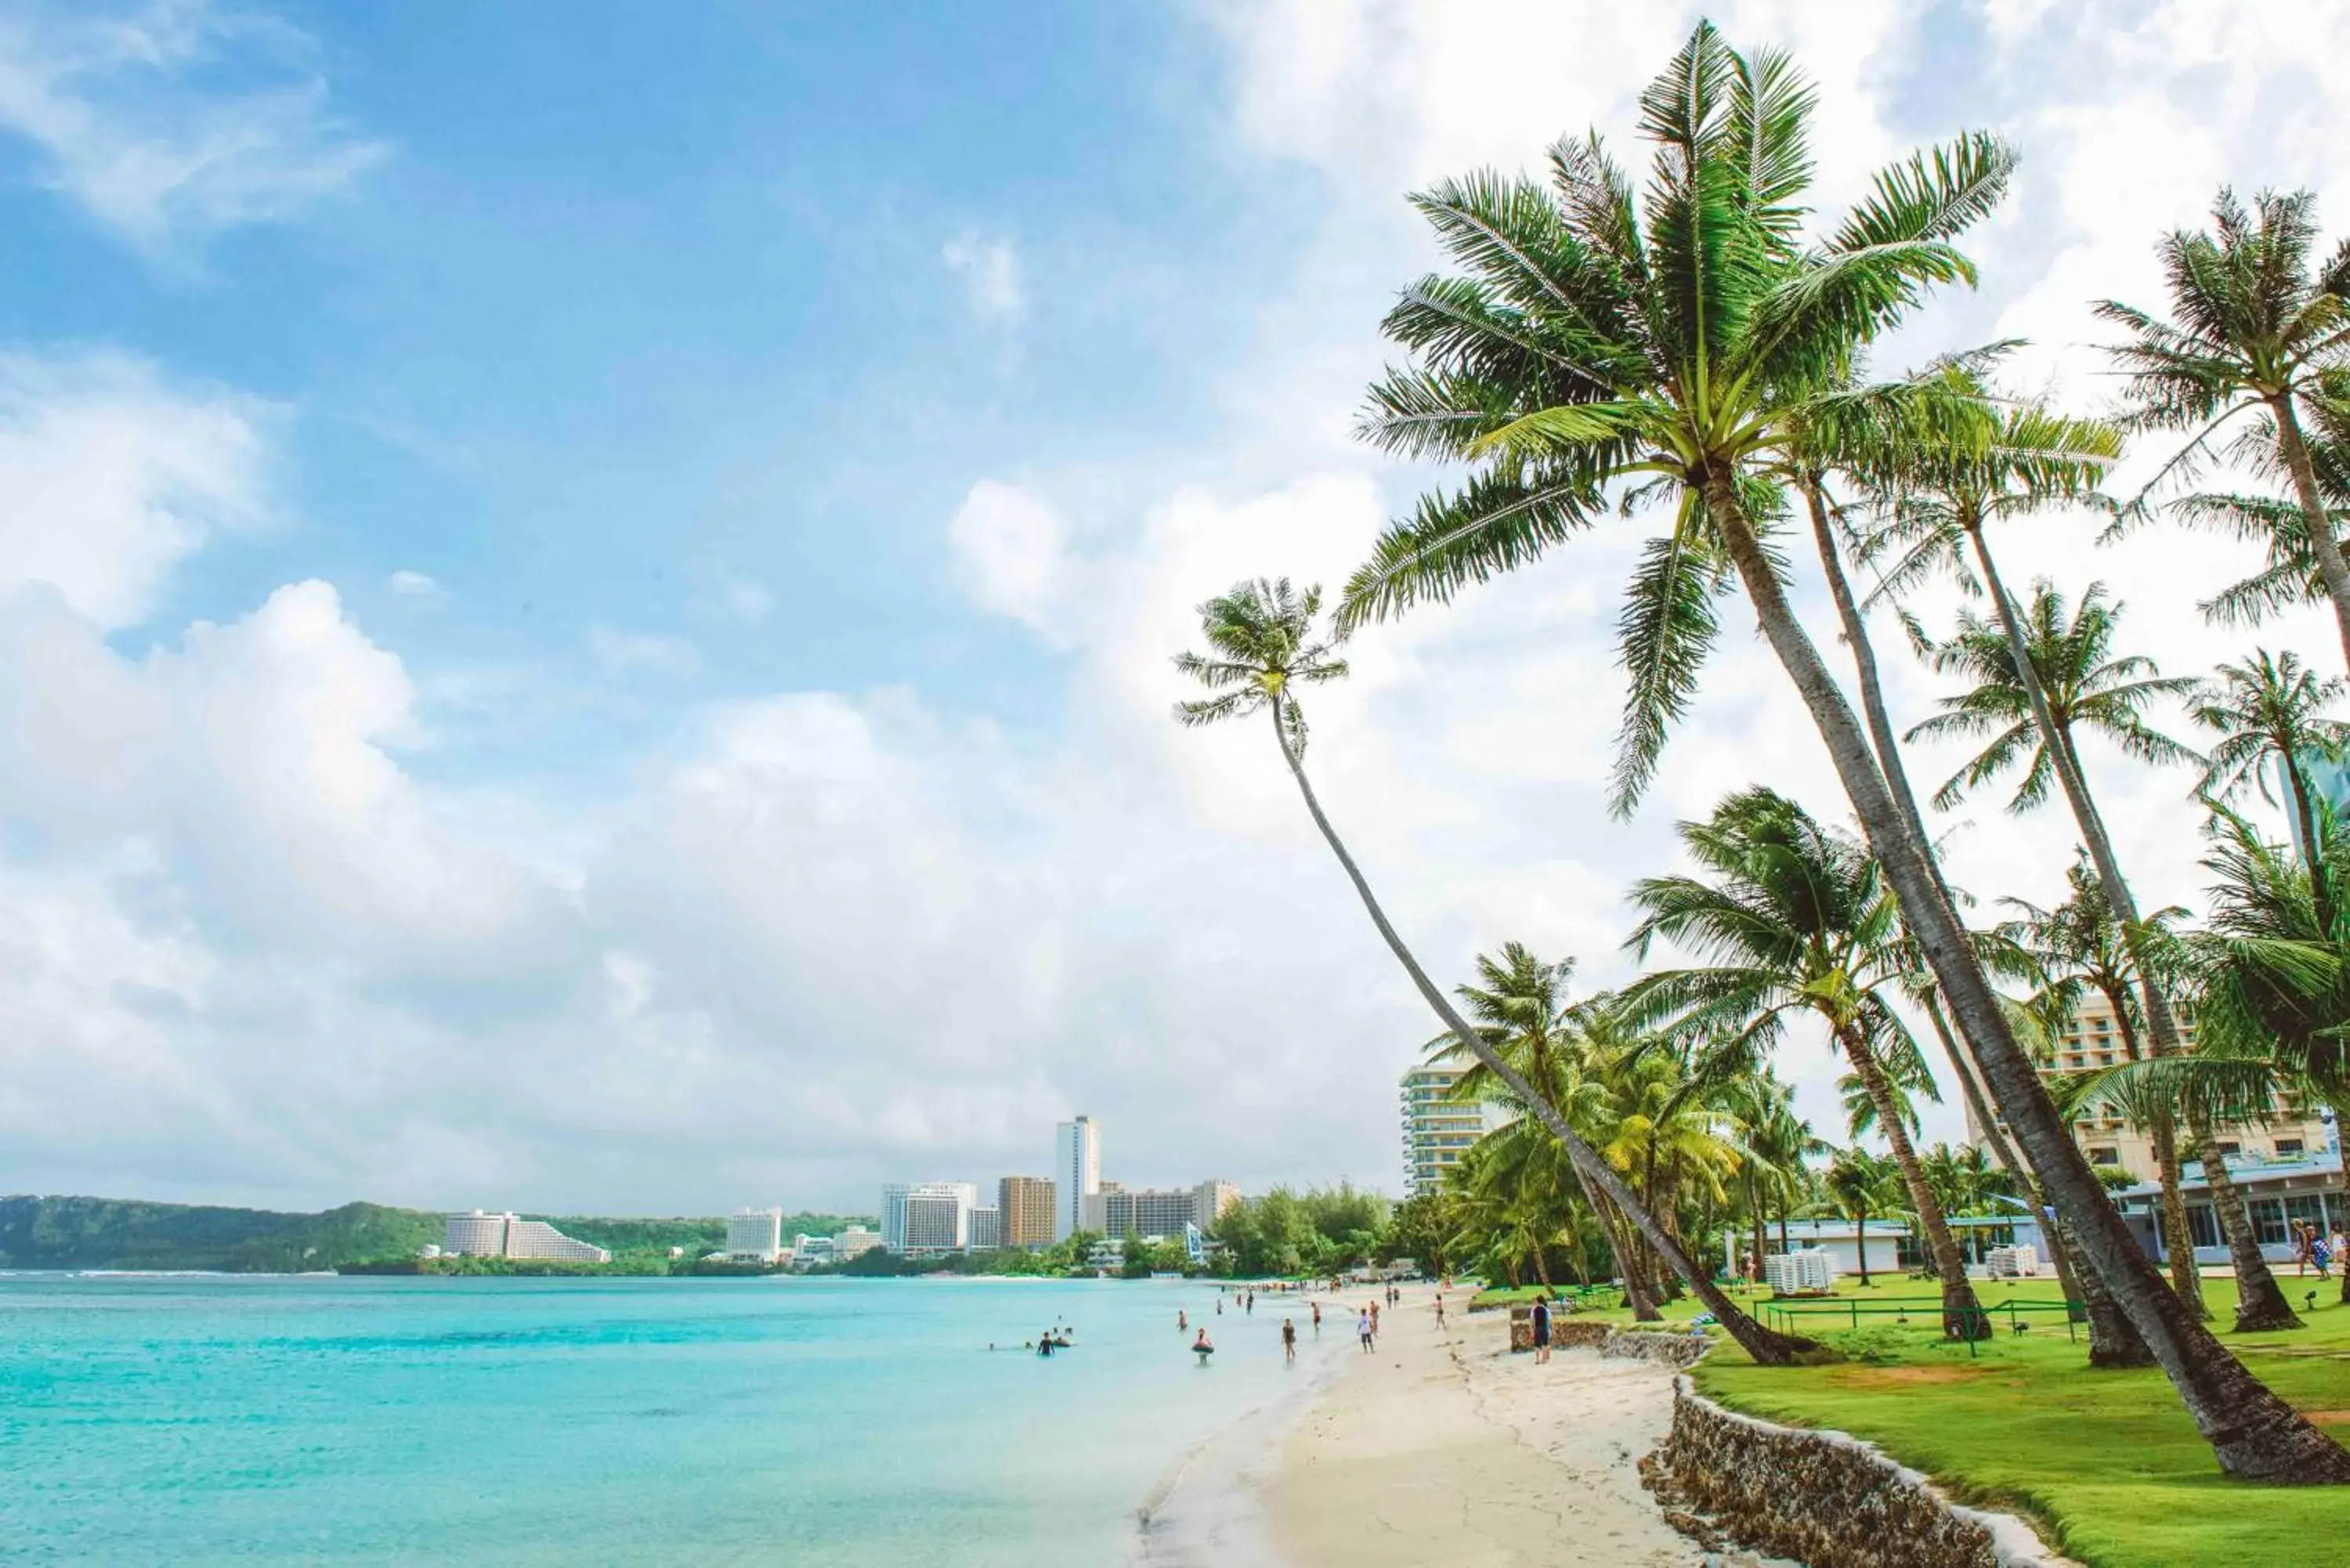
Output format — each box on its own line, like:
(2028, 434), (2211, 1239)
(1592, 1190), (1661, 1320)
(1853, 1195), (1873, 1286)
(1967, 522), (2303, 1334)
(2279, 753), (2336, 934)
(1261, 703), (1813, 1362)
(1810, 492), (2161, 1360)
(2187, 1115), (2298, 1328)
(2268, 394), (2350, 674)
(2148, 1114), (2207, 1315)
(1840, 1027), (1990, 1339)
(1703, 471), (2349, 1480)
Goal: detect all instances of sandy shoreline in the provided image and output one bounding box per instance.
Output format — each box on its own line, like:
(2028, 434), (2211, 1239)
(1198, 1284), (1719, 1567)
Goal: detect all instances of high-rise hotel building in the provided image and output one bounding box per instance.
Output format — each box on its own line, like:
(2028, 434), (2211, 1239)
(1054, 1115), (1101, 1242)
(880, 1182), (978, 1255)
(998, 1176), (1057, 1248)
(1400, 1064), (1502, 1195)
(1086, 1180), (1239, 1240)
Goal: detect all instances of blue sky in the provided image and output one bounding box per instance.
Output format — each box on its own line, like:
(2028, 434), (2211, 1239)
(2, 0), (2346, 1215)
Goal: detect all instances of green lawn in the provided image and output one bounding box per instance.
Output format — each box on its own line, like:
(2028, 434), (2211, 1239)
(1673, 1274), (2350, 1568)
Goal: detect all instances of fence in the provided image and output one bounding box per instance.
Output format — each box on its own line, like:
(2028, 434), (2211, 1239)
(1757, 1295), (2088, 1357)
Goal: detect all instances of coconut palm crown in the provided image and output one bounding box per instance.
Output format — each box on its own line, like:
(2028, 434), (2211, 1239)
(1336, 20), (2013, 815)
(1172, 576), (1346, 757)
(2100, 188), (2350, 668)
(1906, 581), (2200, 813)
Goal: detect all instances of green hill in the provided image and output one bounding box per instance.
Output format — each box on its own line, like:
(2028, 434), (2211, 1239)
(0, 1195), (443, 1271)
(0, 1197), (879, 1272)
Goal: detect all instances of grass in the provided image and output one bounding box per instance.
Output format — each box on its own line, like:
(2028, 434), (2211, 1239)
(1672, 1273), (2350, 1568)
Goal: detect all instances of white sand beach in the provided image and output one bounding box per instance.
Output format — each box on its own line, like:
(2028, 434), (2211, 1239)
(1264, 1286), (1706, 1568)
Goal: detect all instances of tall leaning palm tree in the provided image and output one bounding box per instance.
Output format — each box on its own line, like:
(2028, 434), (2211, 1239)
(1910, 580), (2301, 1332)
(2101, 188), (2350, 671)
(1332, 21), (2347, 1477)
(1170, 577), (1812, 1363)
(1622, 786), (1989, 1337)
(1999, 861), (2206, 1318)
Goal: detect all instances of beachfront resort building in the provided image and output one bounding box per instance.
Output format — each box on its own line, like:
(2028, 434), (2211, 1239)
(443, 1211), (612, 1263)
(967, 1205), (1003, 1250)
(1085, 1180), (1239, 1241)
(1054, 1115), (1101, 1241)
(1400, 1064), (1506, 1195)
(725, 1209), (784, 1264)
(880, 1183), (979, 1255)
(998, 1176), (1056, 1248)
(1961, 990), (2348, 1266)
(2008, 992), (2337, 1176)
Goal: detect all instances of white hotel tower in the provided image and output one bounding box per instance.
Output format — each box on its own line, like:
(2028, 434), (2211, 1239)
(1054, 1115), (1100, 1242)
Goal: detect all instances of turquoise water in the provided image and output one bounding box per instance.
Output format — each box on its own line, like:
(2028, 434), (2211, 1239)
(0, 1274), (1334, 1565)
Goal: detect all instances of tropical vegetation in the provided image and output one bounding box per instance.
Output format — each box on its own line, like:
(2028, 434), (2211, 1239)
(1172, 19), (2350, 1486)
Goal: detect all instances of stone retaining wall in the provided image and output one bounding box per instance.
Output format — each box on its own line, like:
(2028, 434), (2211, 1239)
(1597, 1329), (1711, 1368)
(1642, 1378), (2072, 1568)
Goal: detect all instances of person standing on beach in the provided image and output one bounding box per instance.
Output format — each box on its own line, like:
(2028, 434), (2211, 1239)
(1246, 1291), (1254, 1314)
(1434, 1295), (1444, 1328)
(1356, 1308), (1374, 1353)
(1179, 1310), (1188, 1332)
(1368, 1301), (1379, 1335)
(1282, 1318), (1297, 1364)
(1531, 1298), (1553, 1364)
(1215, 1297), (1222, 1316)
(1311, 1301), (1321, 1334)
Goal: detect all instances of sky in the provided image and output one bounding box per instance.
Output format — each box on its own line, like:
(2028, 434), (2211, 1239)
(3, 0), (2348, 1216)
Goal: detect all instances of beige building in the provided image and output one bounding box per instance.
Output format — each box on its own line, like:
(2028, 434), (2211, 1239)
(2039, 993), (2331, 1179)
(1083, 1180), (1240, 1240)
(1401, 1064), (1506, 1195)
(998, 1176), (1056, 1248)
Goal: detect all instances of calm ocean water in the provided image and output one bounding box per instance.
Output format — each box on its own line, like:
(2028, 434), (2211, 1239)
(0, 1273), (1343, 1566)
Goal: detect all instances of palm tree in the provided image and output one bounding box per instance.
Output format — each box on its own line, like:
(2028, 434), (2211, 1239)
(1722, 1074), (1821, 1292)
(1824, 1147), (1902, 1288)
(2190, 649), (2350, 908)
(1906, 582), (2201, 814)
(1430, 947), (1673, 1316)
(2107, 811), (2350, 1306)
(2165, 395), (2350, 631)
(1998, 861), (2212, 1320)
(1171, 578), (1813, 1363)
(1622, 786), (1989, 1336)
(1911, 580), (2300, 1332)
(1322, 23), (2345, 1476)
(2100, 189), (2350, 670)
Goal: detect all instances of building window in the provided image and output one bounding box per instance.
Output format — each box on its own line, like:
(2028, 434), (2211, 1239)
(2088, 1147), (2120, 1165)
(2186, 1204), (2218, 1249)
(2251, 1198), (2289, 1247)
(2275, 1139), (2305, 1158)
(2215, 1141), (2242, 1158)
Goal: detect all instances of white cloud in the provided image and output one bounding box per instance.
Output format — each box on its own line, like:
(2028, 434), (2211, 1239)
(0, 0), (385, 258)
(9, 2), (2350, 1212)
(590, 625), (702, 677)
(942, 228), (1024, 321)
(389, 569), (443, 600)
(0, 348), (271, 628)
(946, 479), (1072, 637)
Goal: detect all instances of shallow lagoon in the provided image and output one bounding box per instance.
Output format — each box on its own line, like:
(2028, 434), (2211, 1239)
(0, 1273), (1336, 1565)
